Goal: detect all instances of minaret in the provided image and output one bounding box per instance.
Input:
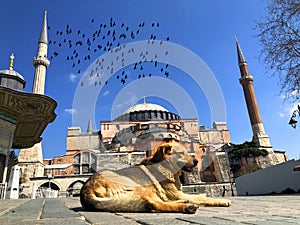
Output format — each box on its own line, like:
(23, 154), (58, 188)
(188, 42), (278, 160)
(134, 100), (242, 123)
(235, 37), (272, 148)
(18, 12), (49, 195)
(32, 11), (50, 94)
(87, 117), (93, 133)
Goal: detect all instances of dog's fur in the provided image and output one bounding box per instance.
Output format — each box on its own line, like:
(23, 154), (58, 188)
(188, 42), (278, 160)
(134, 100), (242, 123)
(80, 142), (231, 213)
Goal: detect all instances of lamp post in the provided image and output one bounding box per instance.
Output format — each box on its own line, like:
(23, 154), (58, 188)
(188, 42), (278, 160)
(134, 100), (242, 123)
(288, 105), (300, 128)
(47, 174), (53, 189)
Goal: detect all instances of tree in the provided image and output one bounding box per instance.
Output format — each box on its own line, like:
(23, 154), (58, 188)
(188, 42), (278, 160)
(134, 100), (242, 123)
(228, 141), (268, 163)
(255, 0), (300, 100)
(228, 141), (268, 177)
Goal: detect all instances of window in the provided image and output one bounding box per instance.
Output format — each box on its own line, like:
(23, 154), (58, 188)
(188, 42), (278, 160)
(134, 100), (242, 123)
(82, 153), (89, 163)
(73, 165), (80, 174)
(82, 164), (89, 174)
(74, 155), (80, 164)
(73, 152), (97, 174)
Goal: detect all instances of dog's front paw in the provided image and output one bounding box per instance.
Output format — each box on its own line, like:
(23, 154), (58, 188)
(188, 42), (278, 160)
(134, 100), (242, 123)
(218, 199), (231, 207)
(184, 204), (198, 214)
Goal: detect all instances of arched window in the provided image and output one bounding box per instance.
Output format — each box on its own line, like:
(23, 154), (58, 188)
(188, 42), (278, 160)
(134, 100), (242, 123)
(73, 152), (97, 174)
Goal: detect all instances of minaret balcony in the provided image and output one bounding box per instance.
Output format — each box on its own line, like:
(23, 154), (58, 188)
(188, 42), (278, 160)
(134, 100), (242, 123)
(33, 57), (50, 68)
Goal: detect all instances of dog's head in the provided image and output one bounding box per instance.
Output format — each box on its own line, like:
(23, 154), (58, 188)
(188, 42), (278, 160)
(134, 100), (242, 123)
(151, 142), (198, 173)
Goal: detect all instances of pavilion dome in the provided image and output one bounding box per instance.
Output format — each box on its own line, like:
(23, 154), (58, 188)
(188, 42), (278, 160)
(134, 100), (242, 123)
(0, 54), (26, 91)
(0, 69), (25, 81)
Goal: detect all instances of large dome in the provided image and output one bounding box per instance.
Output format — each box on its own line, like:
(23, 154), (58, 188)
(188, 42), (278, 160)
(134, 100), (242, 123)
(124, 102), (168, 114)
(114, 101), (180, 122)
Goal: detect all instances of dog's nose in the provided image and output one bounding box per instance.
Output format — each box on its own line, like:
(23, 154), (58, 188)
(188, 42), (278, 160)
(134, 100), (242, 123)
(193, 159), (198, 166)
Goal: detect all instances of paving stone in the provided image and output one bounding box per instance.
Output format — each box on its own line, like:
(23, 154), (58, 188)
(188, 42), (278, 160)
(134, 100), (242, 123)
(78, 211), (140, 225)
(1, 195), (300, 224)
(246, 220), (296, 225)
(136, 218), (191, 225)
(38, 217), (89, 225)
(177, 216), (245, 225)
(42, 199), (79, 218)
(0, 199), (44, 220)
(0, 218), (88, 225)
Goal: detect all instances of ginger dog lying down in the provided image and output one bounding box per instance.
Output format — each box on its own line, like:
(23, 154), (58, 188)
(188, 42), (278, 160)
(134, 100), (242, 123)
(80, 143), (231, 213)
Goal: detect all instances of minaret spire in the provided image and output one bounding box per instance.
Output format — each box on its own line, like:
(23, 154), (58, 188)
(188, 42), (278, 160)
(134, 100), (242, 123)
(235, 36), (250, 78)
(39, 11), (48, 44)
(235, 36), (246, 66)
(32, 11), (50, 95)
(236, 37), (272, 148)
(87, 117), (93, 133)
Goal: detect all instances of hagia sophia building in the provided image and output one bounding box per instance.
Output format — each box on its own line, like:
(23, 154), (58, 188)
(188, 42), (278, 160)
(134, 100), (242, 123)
(0, 12), (287, 197)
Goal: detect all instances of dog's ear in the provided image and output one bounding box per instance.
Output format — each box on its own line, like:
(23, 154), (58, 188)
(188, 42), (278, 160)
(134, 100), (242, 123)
(151, 143), (172, 163)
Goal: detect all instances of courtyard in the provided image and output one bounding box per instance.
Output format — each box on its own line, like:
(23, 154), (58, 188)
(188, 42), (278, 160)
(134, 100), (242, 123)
(0, 195), (299, 224)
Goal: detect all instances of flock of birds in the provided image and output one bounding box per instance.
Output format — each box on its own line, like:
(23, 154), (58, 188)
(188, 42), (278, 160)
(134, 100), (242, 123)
(48, 17), (172, 86)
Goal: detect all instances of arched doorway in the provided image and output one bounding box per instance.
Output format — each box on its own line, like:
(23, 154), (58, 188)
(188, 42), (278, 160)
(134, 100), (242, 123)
(39, 182), (60, 190)
(67, 180), (85, 197)
(36, 182), (60, 198)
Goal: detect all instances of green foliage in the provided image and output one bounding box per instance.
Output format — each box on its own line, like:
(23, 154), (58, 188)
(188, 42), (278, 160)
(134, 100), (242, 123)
(228, 141), (268, 178)
(228, 141), (269, 160)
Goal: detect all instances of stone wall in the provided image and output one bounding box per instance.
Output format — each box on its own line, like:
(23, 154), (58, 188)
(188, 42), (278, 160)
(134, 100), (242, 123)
(199, 122), (230, 144)
(214, 152), (231, 182)
(66, 127), (100, 154)
(96, 152), (146, 171)
(182, 182), (237, 197)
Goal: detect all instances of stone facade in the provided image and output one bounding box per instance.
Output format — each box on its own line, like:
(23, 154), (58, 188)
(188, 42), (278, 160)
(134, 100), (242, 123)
(199, 122), (230, 145)
(66, 127), (100, 155)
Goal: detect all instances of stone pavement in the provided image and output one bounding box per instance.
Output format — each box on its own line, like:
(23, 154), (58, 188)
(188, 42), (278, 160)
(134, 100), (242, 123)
(0, 195), (299, 225)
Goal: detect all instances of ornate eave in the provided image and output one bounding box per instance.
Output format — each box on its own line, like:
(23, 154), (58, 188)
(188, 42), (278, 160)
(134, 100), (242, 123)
(0, 86), (57, 148)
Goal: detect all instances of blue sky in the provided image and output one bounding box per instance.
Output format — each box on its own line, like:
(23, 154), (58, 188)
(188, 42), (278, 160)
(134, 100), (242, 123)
(0, 0), (299, 160)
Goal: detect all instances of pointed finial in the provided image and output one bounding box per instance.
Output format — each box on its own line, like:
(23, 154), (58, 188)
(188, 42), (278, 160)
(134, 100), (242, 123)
(235, 36), (247, 65)
(87, 117), (93, 133)
(9, 53), (15, 70)
(143, 96), (146, 105)
(39, 11), (48, 44)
